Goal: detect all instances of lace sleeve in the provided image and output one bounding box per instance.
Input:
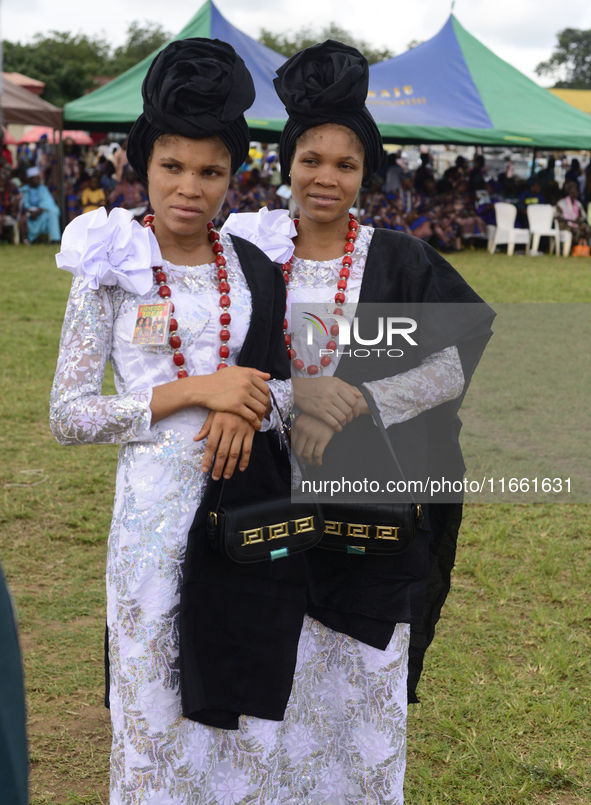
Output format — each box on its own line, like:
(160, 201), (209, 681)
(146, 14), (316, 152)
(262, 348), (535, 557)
(364, 346), (464, 429)
(49, 278), (154, 446)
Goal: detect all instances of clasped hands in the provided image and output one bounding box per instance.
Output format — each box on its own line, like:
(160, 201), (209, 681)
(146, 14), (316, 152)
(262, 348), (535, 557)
(193, 371), (370, 480)
(194, 365), (271, 481)
(291, 377), (370, 466)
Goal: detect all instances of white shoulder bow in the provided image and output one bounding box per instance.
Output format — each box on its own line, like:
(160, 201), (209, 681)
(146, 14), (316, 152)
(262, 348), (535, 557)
(221, 206), (296, 264)
(56, 207), (161, 296)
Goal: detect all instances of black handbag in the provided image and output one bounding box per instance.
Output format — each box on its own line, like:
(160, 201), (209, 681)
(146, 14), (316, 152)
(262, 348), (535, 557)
(206, 390), (324, 563)
(207, 493), (324, 563)
(316, 386), (424, 555)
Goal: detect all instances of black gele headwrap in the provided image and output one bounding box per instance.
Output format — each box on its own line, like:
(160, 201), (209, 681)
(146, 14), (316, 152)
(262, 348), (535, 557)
(127, 38), (255, 181)
(274, 40), (384, 183)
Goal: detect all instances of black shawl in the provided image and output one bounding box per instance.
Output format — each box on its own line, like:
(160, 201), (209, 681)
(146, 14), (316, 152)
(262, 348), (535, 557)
(178, 229), (495, 727)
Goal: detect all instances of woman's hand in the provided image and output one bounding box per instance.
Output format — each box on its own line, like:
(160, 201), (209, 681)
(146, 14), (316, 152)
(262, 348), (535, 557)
(292, 413), (336, 466)
(196, 366), (270, 425)
(195, 411), (256, 481)
(150, 366), (271, 427)
(292, 377), (363, 431)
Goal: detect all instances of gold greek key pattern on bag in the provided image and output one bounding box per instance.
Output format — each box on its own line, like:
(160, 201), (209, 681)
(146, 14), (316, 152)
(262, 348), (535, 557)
(241, 527), (266, 546)
(293, 516), (315, 534)
(240, 516), (317, 547)
(324, 522), (402, 540)
(375, 525), (400, 540)
(268, 521), (290, 540)
(346, 523), (371, 538)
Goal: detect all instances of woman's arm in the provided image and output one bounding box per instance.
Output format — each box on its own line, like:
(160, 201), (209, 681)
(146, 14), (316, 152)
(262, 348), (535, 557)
(292, 347), (465, 466)
(50, 279), (154, 446)
(50, 279), (271, 446)
(358, 346), (465, 427)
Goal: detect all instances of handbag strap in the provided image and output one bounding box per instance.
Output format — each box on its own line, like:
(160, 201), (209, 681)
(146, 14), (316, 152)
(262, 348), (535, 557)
(358, 384), (418, 506)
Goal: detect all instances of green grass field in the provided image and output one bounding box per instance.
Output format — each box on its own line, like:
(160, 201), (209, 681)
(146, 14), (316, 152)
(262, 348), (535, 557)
(0, 244), (589, 804)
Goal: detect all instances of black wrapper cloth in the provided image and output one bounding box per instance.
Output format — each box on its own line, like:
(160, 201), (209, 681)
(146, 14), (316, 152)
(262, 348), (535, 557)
(127, 38), (255, 181)
(274, 40), (385, 182)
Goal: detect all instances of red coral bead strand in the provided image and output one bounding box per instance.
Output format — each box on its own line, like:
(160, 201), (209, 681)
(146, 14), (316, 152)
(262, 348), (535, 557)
(287, 215), (358, 375)
(145, 216), (230, 377)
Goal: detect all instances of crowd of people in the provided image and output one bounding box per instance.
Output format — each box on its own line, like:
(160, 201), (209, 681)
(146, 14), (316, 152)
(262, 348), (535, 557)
(1, 128), (591, 250)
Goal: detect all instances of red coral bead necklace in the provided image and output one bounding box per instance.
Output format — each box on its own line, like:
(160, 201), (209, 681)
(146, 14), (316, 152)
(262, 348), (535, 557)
(284, 213), (358, 375)
(143, 214), (230, 377)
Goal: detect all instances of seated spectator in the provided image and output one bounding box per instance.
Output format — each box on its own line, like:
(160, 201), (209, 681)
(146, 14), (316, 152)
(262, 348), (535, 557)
(564, 158), (581, 190)
(384, 152), (404, 194)
(99, 158), (118, 194)
(81, 173), (107, 214)
(517, 180), (545, 227)
(468, 155), (486, 191)
(439, 155), (466, 192)
(0, 133), (13, 168)
(0, 170), (21, 241)
(413, 152), (434, 193)
(20, 167), (60, 244)
(109, 168), (148, 219)
(556, 181), (591, 244)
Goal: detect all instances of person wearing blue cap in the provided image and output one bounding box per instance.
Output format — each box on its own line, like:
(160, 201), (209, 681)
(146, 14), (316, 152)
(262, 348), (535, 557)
(20, 166), (60, 243)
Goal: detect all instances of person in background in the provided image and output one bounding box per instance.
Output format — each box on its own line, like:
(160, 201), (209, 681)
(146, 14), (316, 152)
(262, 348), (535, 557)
(468, 154), (487, 190)
(81, 172), (107, 214)
(108, 167), (148, 219)
(65, 180), (80, 223)
(564, 157), (581, 191)
(20, 166), (61, 243)
(110, 136), (128, 182)
(1, 132), (13, 168)
(62, 137), (81, 187)
(556, 181), (591, 243)
(517, 180), (545, 227)
(0, 561), (28, 805)
(413, 151), (434, 193)
(384, 151), (404, 194)
(98, 158), (118, 195)
(0, 170), (21, 241)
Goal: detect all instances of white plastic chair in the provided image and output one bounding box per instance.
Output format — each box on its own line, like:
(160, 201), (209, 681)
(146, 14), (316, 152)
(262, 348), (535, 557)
(488, 203), (530, 255)
(559, 229), (572, 256)
(527, 204), (560, 255)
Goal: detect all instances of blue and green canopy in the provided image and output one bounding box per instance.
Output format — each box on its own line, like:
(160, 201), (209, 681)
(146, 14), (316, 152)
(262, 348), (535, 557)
(65, 5), (591, 148)
(367, 15), (591, 148)
(63, 1), (287, 138)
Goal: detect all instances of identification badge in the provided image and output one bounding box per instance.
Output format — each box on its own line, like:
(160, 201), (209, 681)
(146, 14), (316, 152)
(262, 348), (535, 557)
(131, 302), (171, 346)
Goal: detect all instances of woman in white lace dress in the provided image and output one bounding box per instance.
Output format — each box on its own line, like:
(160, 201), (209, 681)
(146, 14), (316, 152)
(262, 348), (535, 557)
(220, 41), (494, 805)
(50, 40), (295, 805)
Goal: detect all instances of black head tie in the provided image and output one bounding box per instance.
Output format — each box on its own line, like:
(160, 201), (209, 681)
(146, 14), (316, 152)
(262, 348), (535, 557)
(128, 38), (255, 181)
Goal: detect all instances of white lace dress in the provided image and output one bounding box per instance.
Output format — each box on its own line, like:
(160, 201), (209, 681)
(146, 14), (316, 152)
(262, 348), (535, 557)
(50, 220), (462, 805)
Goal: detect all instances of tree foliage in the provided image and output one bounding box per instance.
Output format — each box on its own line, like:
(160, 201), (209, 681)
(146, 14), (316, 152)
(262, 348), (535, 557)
(2, 32), (111, 107)
(2, 21), (171, 107)
(535, 28), (591, 88)
(259, 23), (394, 64)
(109, 22), (170, 76)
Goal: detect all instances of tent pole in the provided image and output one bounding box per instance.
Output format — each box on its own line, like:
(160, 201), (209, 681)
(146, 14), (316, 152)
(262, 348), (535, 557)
(529, 147), (537, 181)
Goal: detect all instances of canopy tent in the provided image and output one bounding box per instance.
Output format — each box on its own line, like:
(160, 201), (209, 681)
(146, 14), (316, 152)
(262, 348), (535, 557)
(368, 15), (591, 148)
(64, 0), (287, 139)
(2, 126), (17, 145)
(17, 126), (93, 145)
(549, 89), (591, 116)
(1, 75), (62, 129)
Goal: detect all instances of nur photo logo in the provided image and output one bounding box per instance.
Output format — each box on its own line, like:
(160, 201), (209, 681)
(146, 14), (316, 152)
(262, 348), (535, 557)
(302, 311), (418, 358)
